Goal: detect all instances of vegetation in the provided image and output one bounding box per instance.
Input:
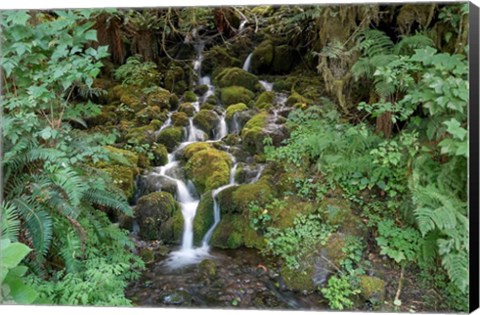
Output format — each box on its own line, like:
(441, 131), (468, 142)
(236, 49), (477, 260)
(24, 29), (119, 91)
(0, 3), (470, 312)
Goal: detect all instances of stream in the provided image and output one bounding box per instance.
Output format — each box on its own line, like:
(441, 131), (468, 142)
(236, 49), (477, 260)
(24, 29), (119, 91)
(125, 40), (326, 310)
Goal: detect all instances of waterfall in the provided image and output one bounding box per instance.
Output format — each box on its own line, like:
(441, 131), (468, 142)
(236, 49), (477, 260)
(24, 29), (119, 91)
(216, 114), (228, 140)
(201, 163), (238, 247)
(242, 53), (253, 72)
(259, 80), (273, 92)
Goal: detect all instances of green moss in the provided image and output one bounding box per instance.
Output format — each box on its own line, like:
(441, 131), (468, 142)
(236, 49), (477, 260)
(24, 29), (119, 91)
(157, 126), (184, 151)
(255, 91), (275, 109)
(241, 112), (268, 154)
(135, 106), (165, 125)
(137, 153), (150, 169)
(152, 144), (168, 166)
(135, 192), (180, 242)
(178, 102), (196, 117)
(321, 198), (366, 237)
(200, 103), (215, 111)
(194, 84), (209, 96)
(146, 87), (172, 110)
(220, 86), (255, 106)
(202, 45), (242, 75)
(185, 147), (232, 194)
(286, 92), (312, 107)
(225, 103), (249, 120)
(125, 122), (159, 146)
(270, 196), (317, 230)
(120, 90), (145, 112)
(214, 67), (259, 91)
(280, 265), (315, 292)
(164, 65), (185, 93)
(272, 45), (295, 74)
(358, 276), (386, 305)
(211, 214), (263, 249)
(198, 259), (217, 278)
(193, 192), (214, 244)
(171, 111), (190, 127)
(251, 40), (274, 74)
(169, 94), (179, 110)
(192, 110), (220, 137)
(183, 142), (213, 160)
(183, 90), (198, 102)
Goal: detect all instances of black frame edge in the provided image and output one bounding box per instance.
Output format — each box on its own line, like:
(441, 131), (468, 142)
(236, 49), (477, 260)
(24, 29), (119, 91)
(470, 1), (480, 313)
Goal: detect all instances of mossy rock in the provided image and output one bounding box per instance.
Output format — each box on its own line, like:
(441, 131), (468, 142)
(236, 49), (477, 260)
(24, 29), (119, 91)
(164, 65), (185, 93)
(198, 259), (217, 278)
(182, 142), (214, 160)
(272, 45), (295, 74)
(139, 248), (155, 264)
(134, 192), (181, 243)
(169, 94), (180, 110)
(211, 214), (264, 249)
(96, 146), (139, 200)
(185, 147), (232, 194)
(286, 92), (312, 107)
(225, 103), (249, 120)
(220, 86), (255, 106)
(152, 144), (168, 166)
(224, 134), (241, 146)
(194, 84), (209, 96)
(270, 196), (317, 230)
(217, 177), (275, 215)
(255, 91), (275, 110)
(157, 126), (185, 151)
(183, 90), (197, 102)
(178, 102), (196, 117)
(135, 106), (165, 125)
(241, 112), (268, 154)
(280, 265), (315, 293)
(125, 120), (161, 146)
(171, 111), (190, 127)
(321, 198), (366, 237)
(214, 67), (259, 91)
(200, 103), (215, 111)
(358, 275), (386, 306)
(193, 192), (214, 244)
(192, 110), (220, 138)
(251, 40), (274, 74)
(202, 45), (242, 76)
(146, 87), (172, 110)
(273, 79), (293, 92)
(119, 89), (145, 112)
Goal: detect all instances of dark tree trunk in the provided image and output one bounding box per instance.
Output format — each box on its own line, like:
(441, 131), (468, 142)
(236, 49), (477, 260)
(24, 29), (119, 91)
(376, 111), (393, 138)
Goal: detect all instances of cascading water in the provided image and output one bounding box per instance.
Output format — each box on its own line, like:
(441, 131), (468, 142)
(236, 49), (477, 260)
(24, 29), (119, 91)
(259, 80), (273, 92)
(242, 53), (253, 72)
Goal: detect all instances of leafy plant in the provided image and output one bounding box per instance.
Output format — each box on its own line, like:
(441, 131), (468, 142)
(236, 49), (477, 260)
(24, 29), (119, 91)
(321, 275), (360, 310)
(113, 55), (159, 87)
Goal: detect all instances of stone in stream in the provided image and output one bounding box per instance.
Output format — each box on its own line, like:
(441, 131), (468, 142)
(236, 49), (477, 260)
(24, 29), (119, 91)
(135, 173), (177, 200)
(134, 192), (183, 243)
(162, 290), (192, 306)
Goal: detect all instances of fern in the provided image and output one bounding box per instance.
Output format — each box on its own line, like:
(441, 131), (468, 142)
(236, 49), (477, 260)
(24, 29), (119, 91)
(1, 202), (21, 242)
(12, 197), (53, 259)
(393, 33), (434, 55)
(356, 29), (394, 58)
(83, 188), (132, 216)
(50, 166), (88, 207)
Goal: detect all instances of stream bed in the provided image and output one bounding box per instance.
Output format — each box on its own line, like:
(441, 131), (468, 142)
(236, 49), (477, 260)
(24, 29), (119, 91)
(126, 246), (326, 310)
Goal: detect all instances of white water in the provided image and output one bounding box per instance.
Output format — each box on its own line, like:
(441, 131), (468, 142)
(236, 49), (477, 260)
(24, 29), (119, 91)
(159, 40), (240, 270)
(201, 162), (238, 247)
(242, 53), (253, 72)
(259, 80), (273, 92)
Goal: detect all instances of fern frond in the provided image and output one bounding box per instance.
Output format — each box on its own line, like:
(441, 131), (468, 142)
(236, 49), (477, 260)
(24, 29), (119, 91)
(50, 166), (88, 207)
(84, 188), (132, 216)
(356, 29), (394, 58)
(59, 228), (83, 273)
(12, 196), (53, 257)
(1, 201), (21, 241)
(441, 252), (468, 293)
(393, 34), (434, 55)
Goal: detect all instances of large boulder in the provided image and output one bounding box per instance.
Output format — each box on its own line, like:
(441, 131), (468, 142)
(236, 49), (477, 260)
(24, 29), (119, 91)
(210, 214), (264, 249)
(192, 110), (220, 139)
(134, 174), (178, 201)
(241, 112), (268, 154)
(358, 275), (386, 306)
(146, 87), (172, 110)
(272, 45), (296, 74)
(157, 126), (185, 151)
(214, 67), (259, 91)
(251, 40), (274, 74)
(202, 45), (242, 77)
(124, 120), (162, 146)
(255, 91), (275, 110)
(152, 144), (169, 166)
(184, 144), (232, 194)
(219, 86), (255, 106)
(134, 192), (183, 243)
(135, 106), (165, 125)
(193, 192), (214, 244)
(178, 102), (196, 117)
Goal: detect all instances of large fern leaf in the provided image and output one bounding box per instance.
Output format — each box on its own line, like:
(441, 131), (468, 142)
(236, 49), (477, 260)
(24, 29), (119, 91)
(84, 188), (132, 216)
(1, 201), (21, 241)
(356, 29), (394, 58)
(50, 166), (88, 207)
(12, 197), (53, 258)
(441, 252), (468, 293)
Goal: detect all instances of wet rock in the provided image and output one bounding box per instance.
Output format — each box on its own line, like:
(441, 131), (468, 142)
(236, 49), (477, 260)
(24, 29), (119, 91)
(193, 110), (221, 138)
(157, 126), (184, 151)
(272, 45), (296, 74)
(358, 275), (386, 306)
(171, 111), (190, 127)
(193, 192), (214, 244)
(135, 174), (177, 200)
(162, 290), (192, 306)
(251, 40), (274, 74)
(134, 192), (182, 243)
(220, 86), (255, 106)
(152, 144), (168, 166)
(214, 67), (259, 91)
(199, 259), (218, 278)
(178, 102), (196, 116)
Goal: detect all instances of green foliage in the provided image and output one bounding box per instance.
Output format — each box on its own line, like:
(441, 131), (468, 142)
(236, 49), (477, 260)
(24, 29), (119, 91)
(321, 275), (360, 310)
(114, 56), (159, 87)
(376, 219), (421, 264)
(264, 213), (333, 270)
